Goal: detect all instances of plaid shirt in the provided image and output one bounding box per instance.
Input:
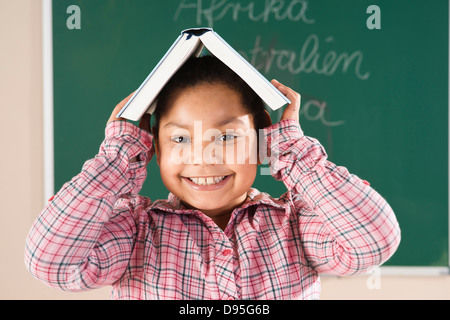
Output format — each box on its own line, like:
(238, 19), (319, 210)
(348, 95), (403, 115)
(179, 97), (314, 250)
(25, 119), (400, 299)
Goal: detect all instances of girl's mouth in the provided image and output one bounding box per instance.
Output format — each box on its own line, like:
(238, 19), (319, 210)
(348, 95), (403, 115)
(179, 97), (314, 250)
(188, 176), (226, 185)
(182, 175), (232, 190)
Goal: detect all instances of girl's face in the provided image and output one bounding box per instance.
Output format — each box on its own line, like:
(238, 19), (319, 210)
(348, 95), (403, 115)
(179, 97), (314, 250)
(155, 83), (258, 226)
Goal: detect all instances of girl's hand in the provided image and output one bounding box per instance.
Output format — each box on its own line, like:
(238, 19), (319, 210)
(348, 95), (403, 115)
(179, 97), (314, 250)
(107, 92), (152, 164)
(271, 79), (301, 123)
(107, 91), (151, 132)
(261, 80), (301, 161)
(107, 91), (134, 125)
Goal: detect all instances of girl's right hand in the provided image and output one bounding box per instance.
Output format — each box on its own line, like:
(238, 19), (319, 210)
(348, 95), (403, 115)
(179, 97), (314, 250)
(107, 92), (152, 164)
(107, 92), (134, 125)
(107, 91), (151, 132)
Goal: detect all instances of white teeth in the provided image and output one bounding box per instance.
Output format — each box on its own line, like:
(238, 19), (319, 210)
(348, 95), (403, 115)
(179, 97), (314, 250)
(214, 176), (224, 183)
(189, 176), (226, 185)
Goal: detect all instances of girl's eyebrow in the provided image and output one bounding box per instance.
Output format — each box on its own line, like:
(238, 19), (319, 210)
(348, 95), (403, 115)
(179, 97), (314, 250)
(163, 117), (247, 129)
(216, 116), (247, 127)
(163, 121), (190, 129)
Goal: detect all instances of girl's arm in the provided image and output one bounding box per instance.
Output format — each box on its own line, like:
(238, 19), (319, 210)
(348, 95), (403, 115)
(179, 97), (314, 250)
(266, 81), (401, 275)
(25, 95), (154, 291)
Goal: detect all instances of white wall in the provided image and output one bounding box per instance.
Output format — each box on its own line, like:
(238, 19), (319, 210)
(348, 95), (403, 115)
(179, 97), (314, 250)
(1, 0), (448, 300)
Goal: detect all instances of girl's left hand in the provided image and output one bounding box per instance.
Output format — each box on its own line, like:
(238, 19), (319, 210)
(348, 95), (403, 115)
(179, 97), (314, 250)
(271, 79), (301, 124)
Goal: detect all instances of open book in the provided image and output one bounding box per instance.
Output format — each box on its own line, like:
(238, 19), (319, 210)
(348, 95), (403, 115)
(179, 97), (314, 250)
(117, 28), (291, 121)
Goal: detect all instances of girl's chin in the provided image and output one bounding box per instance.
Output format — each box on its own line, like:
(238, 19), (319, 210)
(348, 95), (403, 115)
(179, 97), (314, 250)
(180, 193), (248, 217)
(181, 199), (228, 213)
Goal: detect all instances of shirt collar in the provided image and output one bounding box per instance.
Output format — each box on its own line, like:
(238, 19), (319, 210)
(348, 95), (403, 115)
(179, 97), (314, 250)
(148, 188), (287, 215)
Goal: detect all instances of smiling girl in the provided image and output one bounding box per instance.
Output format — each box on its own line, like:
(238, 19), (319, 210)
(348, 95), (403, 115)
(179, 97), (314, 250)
(25, 55), (400, 299)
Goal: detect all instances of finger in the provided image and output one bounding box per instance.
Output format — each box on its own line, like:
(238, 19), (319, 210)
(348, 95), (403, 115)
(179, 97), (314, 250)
(280, 89), (301, 122)
(107, 91), (135, 125)
(272, 79), (300, 108)
(271, 79), (299, 103)
(271, 80), (301, 122)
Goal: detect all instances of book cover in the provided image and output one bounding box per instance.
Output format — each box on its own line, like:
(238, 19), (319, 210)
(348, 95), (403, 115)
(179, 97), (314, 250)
(117, 28), (290, 121)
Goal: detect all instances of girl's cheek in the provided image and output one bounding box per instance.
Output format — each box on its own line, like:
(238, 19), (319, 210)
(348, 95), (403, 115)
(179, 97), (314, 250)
(216, 137), (257, 165)
(162, 144), (192, 165)
(232, 136), (258, 165)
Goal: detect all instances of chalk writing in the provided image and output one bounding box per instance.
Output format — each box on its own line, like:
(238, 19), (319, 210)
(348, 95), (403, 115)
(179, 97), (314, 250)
(172, 1), (361, 129)
(270, 98), (345, 127)
(245, 35), (370, 80)
(301, 99), (345, 127)
(174, 0), (315, 26)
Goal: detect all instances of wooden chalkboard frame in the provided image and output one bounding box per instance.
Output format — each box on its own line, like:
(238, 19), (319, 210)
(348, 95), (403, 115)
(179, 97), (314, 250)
(42, 0), (449, 275)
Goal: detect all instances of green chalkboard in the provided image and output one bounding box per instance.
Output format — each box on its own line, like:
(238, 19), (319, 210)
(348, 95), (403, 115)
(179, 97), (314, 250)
(52, 0), (448, 268)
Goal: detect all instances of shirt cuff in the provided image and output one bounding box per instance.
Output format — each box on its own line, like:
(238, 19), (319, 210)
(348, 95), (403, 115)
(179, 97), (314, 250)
(105, 120), (153, 145)
(104, 120), (153, 161)
(263, 119), (304, 155)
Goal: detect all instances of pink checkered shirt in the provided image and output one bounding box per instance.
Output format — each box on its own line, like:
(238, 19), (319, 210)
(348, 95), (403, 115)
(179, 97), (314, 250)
(25, 119), (400, 299)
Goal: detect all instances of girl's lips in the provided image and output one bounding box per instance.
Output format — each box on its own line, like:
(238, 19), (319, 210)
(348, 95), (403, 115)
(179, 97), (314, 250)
(182, 175), (232, 191)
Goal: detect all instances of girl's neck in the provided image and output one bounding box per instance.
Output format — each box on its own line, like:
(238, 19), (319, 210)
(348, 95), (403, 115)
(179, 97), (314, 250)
(182, 192), (248, 231)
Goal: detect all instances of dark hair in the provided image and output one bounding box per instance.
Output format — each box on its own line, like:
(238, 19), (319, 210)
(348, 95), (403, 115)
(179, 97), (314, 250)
(153, 55), (267, 138)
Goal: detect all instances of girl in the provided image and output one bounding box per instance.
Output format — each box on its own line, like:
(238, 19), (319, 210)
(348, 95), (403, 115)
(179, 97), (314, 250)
(25, 55), (400, 299)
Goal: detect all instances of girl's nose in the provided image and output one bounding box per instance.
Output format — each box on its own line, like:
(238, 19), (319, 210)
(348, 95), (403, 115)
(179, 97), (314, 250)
(192, 127), (223, 165)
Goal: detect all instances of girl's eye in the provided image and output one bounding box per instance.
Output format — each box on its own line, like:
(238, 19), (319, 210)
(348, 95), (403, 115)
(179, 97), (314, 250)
(171, 136), (191, 143)
(219, 134), (237, 142)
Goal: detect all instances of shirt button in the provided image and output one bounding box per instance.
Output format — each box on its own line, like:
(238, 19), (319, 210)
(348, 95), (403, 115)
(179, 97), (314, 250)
(363, 180), (371, 186)
(222, 249), (232, 256)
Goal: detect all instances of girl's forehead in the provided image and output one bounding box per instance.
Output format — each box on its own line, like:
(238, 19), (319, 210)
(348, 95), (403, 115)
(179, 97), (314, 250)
(161, 83), (251, 123)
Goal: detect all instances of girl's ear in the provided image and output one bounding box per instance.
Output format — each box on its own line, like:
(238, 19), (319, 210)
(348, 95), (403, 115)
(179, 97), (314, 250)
(262, 109), (272, 128)
(257, 110), (272, 165)
(151, 127), (161, 165)
(138, 114), (151, 132)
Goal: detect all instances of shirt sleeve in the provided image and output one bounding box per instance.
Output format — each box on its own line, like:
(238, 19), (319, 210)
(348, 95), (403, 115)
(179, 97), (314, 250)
(24, 121), (153, 291)
(264, 119), (401, 275)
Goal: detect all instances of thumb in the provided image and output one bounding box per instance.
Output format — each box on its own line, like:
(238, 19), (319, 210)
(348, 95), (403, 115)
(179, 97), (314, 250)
(107, 91), (135, 125)
(271, 80), (301, 123)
